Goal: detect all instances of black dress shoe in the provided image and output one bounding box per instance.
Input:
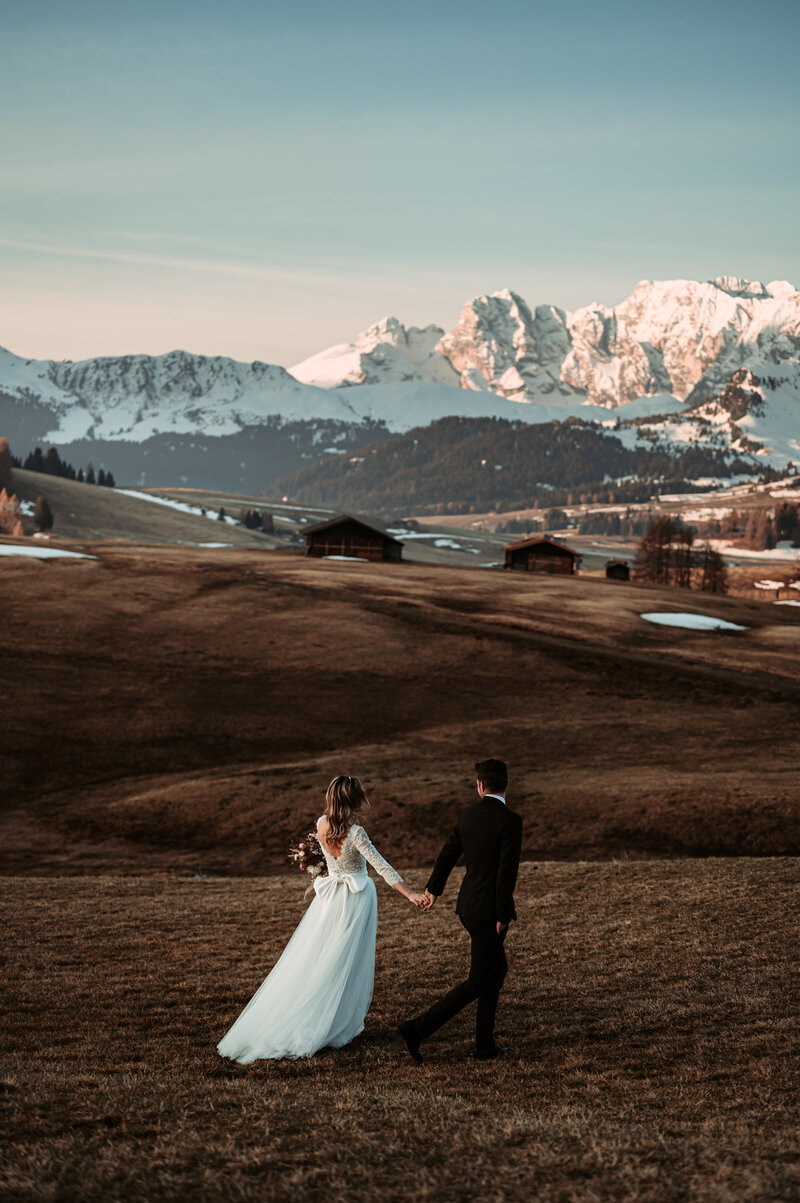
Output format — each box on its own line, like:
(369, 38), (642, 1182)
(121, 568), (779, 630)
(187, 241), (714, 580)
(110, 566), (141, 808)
(397, 1022), (424, 1063)
(475, 1044), (514, 1061)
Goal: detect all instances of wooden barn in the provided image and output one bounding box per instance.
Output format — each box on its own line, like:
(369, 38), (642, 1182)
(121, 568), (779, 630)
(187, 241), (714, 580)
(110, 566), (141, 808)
(303, 514), (403, 562)
(605, 559), (631, 581)
(503, 534), (579, 575)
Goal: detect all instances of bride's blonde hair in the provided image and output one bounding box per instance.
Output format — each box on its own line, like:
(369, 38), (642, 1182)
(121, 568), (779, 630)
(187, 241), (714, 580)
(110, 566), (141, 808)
(325, 775), (370, 848)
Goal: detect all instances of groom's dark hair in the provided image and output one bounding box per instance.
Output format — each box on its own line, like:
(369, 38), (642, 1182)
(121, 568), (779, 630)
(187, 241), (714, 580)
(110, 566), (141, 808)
(475, 758), (508, 794)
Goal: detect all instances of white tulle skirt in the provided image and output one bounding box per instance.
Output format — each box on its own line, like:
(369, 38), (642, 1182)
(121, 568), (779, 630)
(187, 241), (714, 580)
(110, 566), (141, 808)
(217, 873), (378, 1062)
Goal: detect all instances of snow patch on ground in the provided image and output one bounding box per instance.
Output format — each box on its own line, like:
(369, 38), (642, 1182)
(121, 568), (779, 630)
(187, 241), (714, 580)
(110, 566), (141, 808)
(387, 527), (485, 554)
(118, 490), (239, 525)
(707, 540), (800, 562)
(433, 538), (481, 552)
(0, 543), (95, 560)
(640, 612), (747, 631)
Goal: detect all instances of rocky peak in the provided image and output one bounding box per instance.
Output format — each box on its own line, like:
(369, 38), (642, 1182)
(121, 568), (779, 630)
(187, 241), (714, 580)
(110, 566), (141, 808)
(435, 278), (800, 409)
(290, 318), (459, 389)
(708, 276), (771, 299)
(437, 290), (580, 402)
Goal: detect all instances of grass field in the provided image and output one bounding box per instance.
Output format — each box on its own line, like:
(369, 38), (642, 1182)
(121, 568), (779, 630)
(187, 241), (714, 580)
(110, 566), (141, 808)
(2, 860), (799, 1201)
(3, 546), (800, 874)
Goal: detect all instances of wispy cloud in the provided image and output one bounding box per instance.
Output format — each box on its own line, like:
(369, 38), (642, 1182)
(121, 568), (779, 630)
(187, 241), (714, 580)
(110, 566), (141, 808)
(0, 235), (377, 291)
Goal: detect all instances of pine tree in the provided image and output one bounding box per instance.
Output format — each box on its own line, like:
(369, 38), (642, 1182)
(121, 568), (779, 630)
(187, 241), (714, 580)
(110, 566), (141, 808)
(217, 507), (226, 522)
(104, 470), (115, 488)
(77, 468), (85, 483)
(33, 496), (53, 531)
(86, 463), (96, 485)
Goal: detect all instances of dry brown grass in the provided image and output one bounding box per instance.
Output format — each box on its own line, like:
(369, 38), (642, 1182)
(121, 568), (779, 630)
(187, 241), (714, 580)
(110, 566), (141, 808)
(8, 470), (284, 549)
(2, 546), (800, 874)
(2, 861), (799, 1201)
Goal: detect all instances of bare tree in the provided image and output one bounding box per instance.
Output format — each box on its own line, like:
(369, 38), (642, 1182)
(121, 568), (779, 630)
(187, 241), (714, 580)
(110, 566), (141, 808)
(635, 516), (677, 585)
(698, 543), (728, 594)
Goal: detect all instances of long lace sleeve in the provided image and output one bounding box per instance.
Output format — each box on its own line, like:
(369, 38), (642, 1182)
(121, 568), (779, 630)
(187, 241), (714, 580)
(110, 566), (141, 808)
(351, 826), (403, 887)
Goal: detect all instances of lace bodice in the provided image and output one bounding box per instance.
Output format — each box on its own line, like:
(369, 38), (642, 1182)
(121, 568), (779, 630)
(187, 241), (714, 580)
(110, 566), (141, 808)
(317, 819), (403, 887)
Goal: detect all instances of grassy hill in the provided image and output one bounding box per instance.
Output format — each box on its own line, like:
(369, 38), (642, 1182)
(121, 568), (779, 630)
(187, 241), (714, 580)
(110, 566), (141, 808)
(7, 469), (288, 548)
(2, 546), (799, 873)
(4, 472), (509, 568)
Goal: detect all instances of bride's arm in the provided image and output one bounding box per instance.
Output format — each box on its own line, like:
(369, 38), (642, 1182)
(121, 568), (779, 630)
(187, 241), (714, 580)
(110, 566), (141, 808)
(352, 827), (426, 906)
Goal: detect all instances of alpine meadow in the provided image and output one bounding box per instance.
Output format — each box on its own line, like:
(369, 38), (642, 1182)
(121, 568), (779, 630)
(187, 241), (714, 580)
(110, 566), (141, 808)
(3, 0), (800, 1199)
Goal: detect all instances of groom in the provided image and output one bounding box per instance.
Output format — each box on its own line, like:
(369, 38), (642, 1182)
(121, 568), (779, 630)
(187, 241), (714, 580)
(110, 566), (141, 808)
(399, 758), (522, 1062)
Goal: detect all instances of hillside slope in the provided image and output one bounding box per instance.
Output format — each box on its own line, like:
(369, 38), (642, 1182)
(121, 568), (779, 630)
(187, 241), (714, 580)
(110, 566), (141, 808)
(6, 469), (285, 547)
(269, 415), (761, 515)
(2, 547), (798, 874)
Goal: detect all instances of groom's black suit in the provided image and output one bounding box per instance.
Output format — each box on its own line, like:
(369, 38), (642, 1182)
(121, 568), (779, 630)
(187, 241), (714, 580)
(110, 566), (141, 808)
(407, 793), (522, 1055)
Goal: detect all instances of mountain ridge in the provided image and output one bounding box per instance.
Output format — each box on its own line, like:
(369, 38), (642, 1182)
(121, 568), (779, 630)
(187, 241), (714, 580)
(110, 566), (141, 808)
(292, 276), (800, 409)
(1, 276), (798, 492)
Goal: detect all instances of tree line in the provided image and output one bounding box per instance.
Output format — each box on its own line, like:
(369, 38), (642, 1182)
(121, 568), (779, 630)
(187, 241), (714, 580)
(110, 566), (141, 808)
(671, 501), (800, 551)
(270, 416), (763, 516)
(634, 517), (727, 593)
(498, 499), (800, 549)
(17, 446), (116, 487)
(0, 438), (54, 535)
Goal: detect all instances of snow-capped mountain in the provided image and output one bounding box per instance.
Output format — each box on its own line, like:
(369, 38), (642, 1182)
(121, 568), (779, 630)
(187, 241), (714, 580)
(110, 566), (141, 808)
(290, 316), (460, 389)
(0, 346), (354, 442)
(437, 277), (800, 408)
(629, 365), (800, 469)
(1, 275), (798, 491)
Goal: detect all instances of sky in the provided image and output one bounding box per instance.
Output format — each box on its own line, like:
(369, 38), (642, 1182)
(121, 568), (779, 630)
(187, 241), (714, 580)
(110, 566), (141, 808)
(2, 0), (799, 366)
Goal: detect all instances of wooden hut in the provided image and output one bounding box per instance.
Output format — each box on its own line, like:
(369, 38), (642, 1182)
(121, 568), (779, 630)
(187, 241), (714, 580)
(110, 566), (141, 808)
(503, 534), (579, 574)
(304, 514), (403, 562)
(605, 559), (631, 581)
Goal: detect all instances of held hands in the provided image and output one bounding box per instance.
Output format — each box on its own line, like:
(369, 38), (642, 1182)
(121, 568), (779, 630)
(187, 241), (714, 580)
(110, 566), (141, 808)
(397, 883), (436, 910)
(397, 882), (429, 909)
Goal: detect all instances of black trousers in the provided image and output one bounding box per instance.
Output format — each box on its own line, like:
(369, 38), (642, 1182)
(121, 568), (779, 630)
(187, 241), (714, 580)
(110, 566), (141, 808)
(410, 917), (508, 1052)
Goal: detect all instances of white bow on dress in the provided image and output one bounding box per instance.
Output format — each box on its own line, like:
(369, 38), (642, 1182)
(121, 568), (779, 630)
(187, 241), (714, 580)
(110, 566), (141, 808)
(313, 868), (370, 897)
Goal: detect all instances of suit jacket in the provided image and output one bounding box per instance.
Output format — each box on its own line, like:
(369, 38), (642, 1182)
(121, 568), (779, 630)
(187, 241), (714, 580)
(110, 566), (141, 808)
(426, 796), (522, 924)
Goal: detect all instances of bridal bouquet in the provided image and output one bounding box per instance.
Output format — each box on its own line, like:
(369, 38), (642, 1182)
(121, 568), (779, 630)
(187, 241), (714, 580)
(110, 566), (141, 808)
(288, 829), (328, 894)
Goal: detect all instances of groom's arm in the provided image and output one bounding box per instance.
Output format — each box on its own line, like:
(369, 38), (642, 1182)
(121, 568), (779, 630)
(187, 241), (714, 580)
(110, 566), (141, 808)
(425, 824), (463, 899)
(495, 813), (523, 926)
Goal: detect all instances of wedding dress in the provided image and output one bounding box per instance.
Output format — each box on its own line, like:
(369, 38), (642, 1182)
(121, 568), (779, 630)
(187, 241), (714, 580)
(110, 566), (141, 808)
(217, 821), (403, 1062)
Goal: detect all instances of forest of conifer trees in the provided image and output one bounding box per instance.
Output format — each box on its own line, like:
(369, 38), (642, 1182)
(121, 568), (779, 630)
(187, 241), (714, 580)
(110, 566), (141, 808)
(270, 416), (764, 516)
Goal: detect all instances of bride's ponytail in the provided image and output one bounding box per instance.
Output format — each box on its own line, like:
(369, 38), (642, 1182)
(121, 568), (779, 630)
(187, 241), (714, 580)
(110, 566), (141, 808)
(325, 775), (370, 848)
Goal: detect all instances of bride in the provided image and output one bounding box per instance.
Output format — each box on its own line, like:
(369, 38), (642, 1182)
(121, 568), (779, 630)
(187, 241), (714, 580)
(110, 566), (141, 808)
(217, 775), (426, 1062)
